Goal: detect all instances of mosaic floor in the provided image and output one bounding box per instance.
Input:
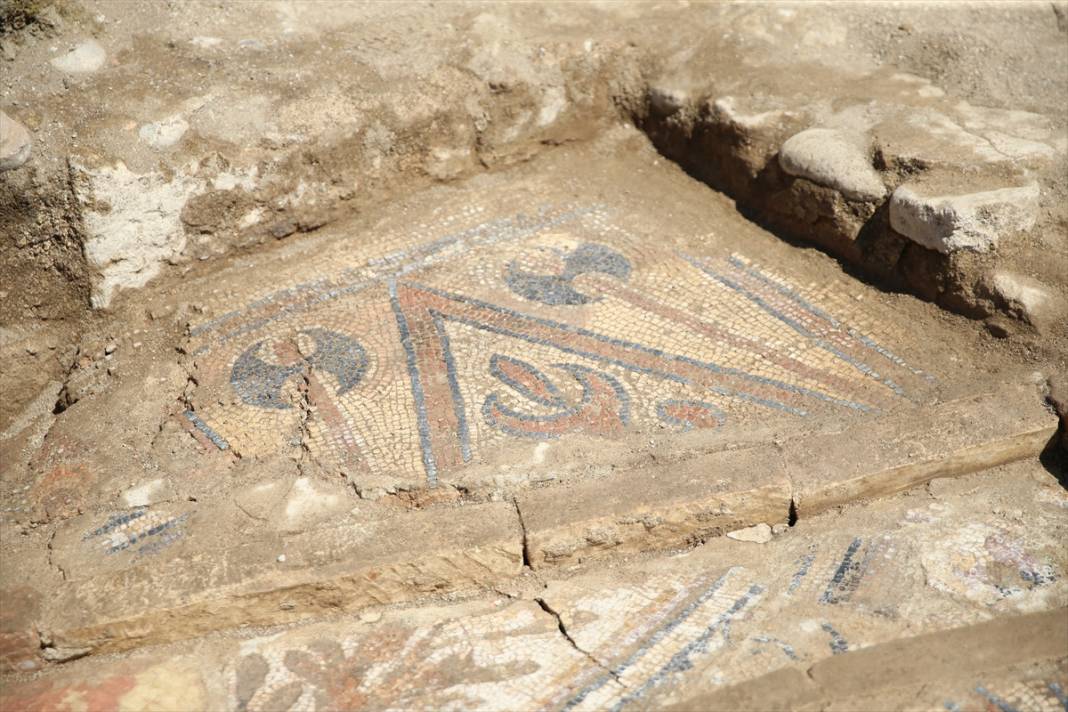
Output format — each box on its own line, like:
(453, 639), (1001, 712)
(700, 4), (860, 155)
(184, 201), (934, 488)
(222, 486), (1067, 711)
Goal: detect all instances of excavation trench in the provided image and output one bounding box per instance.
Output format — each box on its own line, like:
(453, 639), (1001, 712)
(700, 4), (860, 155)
(4, 57), (1063, 675)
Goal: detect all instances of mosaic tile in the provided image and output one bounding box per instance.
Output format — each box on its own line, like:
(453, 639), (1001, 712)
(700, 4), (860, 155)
(82, 507), (189, 558)
(183, 204), (935, 488)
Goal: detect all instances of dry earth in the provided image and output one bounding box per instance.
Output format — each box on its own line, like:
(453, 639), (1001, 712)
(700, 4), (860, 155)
(1, 1), (1066, 711)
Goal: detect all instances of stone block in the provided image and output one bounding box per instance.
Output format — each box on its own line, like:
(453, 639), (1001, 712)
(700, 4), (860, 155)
(779, 128), (886, 202)
(518, 445), (791, 568)
(790, 384), (1058, 517)
(889, 181), (1039, 253)
(42, 501), (522, 654)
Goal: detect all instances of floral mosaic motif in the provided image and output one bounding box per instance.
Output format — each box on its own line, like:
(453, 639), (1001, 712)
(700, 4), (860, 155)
(230, 568), (764, 712)
(223, 511), (1067, 712)
(919, 522), (1059, 606)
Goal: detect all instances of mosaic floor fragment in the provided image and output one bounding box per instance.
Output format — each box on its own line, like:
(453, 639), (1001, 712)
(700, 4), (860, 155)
(184, 203), (935, 488)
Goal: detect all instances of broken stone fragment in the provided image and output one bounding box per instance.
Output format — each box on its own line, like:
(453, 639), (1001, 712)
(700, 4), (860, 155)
(889, 181), (1039, 253)
(648, 84), (690, 116)
(984, 271), (1066, 332)
(726, 522), (773, 544)
(139, 114), (189, 150)
(0, 110), (31, 171)
(50, 39), (106, 74)
(778, 128), (886, 202)
(41, 646), (91, 663)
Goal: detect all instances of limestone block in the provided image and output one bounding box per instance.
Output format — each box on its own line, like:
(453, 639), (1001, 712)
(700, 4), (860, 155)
(518, 446), (791, 568)
(889, 181), (1039, 253)
(779, 128), (886, 201)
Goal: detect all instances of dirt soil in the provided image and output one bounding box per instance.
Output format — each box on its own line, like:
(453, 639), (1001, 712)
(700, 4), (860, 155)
(0, 2), (1066, 710)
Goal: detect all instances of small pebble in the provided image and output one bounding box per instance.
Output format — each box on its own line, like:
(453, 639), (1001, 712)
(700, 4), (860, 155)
(50, 39), (107, 74)
(0, 110), (32, 171)
(726, 522), (773, 544)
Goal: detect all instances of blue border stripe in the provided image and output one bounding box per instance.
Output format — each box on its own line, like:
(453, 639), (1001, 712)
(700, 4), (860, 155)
(432, 312), (471, 463)
(727, 255), (932, 382)
(412, 282), (877, 414)
(184, 410), (230, 450)
(684, 255), (904, 397)
(389, 279), (438, 486)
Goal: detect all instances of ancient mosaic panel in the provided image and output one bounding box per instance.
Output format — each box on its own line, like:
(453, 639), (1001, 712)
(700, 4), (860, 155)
(185, 204), (933, 486)
(225, 503), (1067, 712)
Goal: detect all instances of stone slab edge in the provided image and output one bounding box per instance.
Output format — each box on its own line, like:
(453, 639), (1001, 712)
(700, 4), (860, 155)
(791, 384), (1057, 518)
(666, 607), (1068, 711)
(518, 447), (792, 569)
(519, 384), (1055, 570)
(35, 387), (1055, 655)
(44, 502), (522, 655)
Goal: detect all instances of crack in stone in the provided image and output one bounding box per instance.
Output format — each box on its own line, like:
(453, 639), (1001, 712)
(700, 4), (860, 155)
(47, 528), (67, 582)
(50, 343), (82, 416)
(295, 362), (317, 474)
(513, 497), (532, 569)
(535, 597), (623, 685)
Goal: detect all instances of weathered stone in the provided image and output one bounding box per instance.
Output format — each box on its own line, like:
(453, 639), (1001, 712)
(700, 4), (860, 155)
(1048, 375), (1068, 452)
(41, 645), (92, 662)
(280, 477), (348, 532)
(0, 110), (31, 171)
(50, 39), (107, 74)
(518, 446), (791, 568)
(138, 114), (189, 150)
(889, 181), (1039, 253)
(42, 501), (522, 654)
(726, 522), (773, 543)
(790, 383), (1058, 517)
(778, 128), (886, 201)
(648, 84), (690, 116)
(985, 271), (1066, 332)
(710, 96), (794, 131)
(71, 160), (199, 308)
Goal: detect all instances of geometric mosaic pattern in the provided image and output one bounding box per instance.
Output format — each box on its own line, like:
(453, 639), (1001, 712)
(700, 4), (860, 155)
(82, 508), (188, 558)
(185, 204), (933, 486)
(230, 567), (766, 712)
(224, 503), (1065, 712)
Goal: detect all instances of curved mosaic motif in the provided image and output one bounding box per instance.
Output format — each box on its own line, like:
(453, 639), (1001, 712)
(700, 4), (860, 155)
(483, 356), (631, 439)
(231, 329), (368, 410)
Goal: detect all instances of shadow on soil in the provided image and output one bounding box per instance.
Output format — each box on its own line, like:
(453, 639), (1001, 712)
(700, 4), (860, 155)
(1039, 431), (1068, 489)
